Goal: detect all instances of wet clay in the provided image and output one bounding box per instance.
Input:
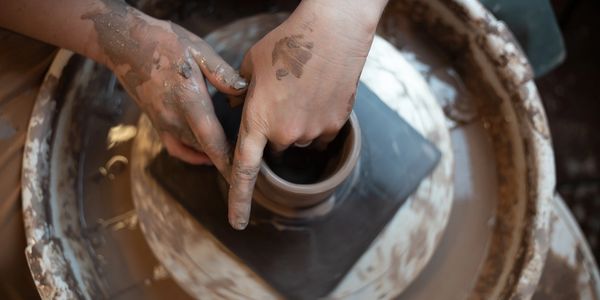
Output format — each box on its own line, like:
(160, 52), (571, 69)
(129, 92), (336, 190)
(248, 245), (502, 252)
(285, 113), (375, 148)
(81, 3), (153, 98)
(272, 34), (313, 80)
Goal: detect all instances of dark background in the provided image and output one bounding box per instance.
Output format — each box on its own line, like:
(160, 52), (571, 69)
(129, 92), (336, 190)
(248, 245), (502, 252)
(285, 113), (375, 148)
(537, 0), (600, 260)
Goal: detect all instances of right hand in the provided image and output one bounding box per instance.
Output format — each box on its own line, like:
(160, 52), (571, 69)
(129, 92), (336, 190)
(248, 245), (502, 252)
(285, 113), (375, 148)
(226, 0), (381, 230)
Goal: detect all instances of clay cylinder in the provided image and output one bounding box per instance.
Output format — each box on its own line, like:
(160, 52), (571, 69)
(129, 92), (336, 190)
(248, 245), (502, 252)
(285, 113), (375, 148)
(253, 112), (361, 219)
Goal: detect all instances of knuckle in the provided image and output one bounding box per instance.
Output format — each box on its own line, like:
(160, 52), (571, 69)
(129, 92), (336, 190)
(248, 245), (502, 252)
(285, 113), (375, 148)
(273, 131), (299, 146)
(233, 163), (260, 183)
(323, 126), (339, 136)
(327, 119), (346, 133)
(304, 127), (322, 140)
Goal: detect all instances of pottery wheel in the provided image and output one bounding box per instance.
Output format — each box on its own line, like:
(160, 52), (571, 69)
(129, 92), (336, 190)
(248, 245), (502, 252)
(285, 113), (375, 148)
(23, 1), (557, 299)
(130, 14), (453, 299)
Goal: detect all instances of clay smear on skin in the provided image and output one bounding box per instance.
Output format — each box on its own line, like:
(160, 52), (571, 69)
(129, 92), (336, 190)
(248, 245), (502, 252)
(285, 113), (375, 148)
(272, 34), (314, 80)
(169, 22), (246, 89)
(81, 4), (156, 99)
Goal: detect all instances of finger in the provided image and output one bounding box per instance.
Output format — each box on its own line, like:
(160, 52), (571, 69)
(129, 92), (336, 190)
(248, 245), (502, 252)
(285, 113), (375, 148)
(189, 44), (247, 96)
(229, 117), (267, 230)
(176, 82), (233, 181)
(161, 132), (212, 165)
(314, 131), (338, 151)
(268, 141), (289, 154)
(226, 51), (255, 108)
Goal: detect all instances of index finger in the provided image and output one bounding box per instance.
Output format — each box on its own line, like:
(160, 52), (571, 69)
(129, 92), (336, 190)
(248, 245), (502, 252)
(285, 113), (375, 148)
(228, 115), (267, 230)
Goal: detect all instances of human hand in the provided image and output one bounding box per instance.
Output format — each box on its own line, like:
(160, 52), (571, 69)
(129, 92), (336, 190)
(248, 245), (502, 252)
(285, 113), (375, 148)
(88, 6), (247, 176)
(228, 0), (385, 229)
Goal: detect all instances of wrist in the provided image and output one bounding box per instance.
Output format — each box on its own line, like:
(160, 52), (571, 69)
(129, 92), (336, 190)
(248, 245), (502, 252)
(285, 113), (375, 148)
(302, 0), (387, 33)
(83, 3), (161, 71)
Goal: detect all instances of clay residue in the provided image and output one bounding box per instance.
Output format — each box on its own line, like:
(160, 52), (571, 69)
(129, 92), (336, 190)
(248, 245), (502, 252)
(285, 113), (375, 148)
(532, 251), (582, 300)
(177, 59), (192, 79)
(272, 34), (313, 80)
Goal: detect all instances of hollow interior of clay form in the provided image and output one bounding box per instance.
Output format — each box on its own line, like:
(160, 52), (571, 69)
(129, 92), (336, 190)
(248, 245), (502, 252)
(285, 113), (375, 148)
(263, 122), (353, 185)
(255, 113), (361, 212)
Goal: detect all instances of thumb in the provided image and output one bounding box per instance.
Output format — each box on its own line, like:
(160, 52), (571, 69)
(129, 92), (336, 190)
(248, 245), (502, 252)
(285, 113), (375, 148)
(190, 45), (248, 96)
(227, 51), (255, 107)
(239, 50), (254, 82)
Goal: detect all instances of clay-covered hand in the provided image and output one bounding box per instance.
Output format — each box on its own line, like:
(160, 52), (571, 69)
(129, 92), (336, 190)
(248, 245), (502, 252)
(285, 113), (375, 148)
(86, 6), (247, 176)
(228, 0), (385, 229)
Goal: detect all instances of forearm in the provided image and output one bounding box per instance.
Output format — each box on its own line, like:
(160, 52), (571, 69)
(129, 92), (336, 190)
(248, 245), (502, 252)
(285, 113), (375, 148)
(301, 0), (389, 33)
(0, 0), (154, 69)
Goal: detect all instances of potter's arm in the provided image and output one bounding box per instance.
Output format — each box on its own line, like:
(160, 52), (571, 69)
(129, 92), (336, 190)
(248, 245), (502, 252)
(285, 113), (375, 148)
(0, 0), (107, 64)
(0, 0), (248, 180)
(227, 0), (390, 229)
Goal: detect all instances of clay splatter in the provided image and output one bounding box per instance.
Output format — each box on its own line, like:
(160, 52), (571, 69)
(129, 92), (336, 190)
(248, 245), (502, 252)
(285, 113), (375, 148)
(272, 34), (313, 80)
(81, 6), (156, 98)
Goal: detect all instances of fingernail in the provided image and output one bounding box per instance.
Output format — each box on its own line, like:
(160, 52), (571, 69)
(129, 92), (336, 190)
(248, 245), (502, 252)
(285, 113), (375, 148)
(233, 78), (248, 90)
(231, 218), (248, 230)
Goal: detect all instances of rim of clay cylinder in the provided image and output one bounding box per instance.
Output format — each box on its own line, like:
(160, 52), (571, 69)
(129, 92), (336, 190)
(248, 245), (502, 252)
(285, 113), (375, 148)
(258, 112), (361, 198)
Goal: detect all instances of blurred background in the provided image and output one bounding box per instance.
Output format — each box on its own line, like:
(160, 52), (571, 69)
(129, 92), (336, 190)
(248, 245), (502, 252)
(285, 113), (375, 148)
(534, 0), (600, 261)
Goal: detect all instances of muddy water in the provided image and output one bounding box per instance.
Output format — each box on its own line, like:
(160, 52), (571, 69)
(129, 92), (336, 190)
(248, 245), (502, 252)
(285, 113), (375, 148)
(0, 29), (55, 299)
(379, 17), (498, 299)
(74, 68), (190, 299)
(400, 124), (498, 299)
